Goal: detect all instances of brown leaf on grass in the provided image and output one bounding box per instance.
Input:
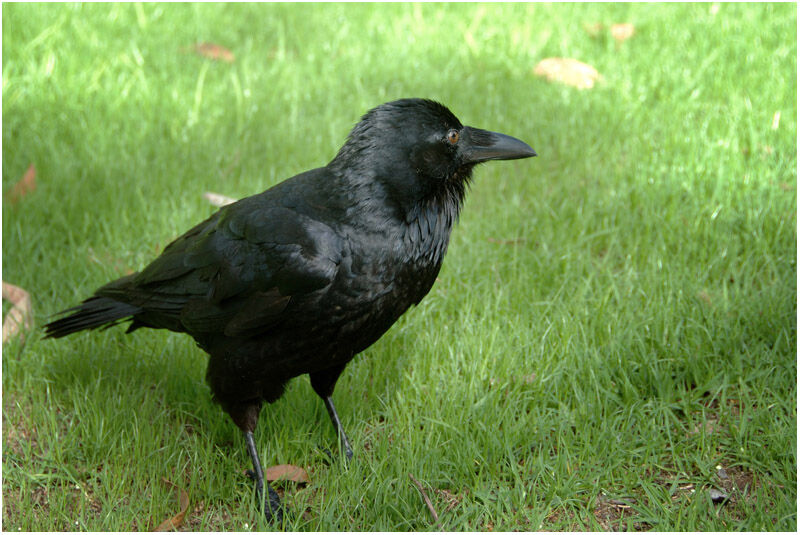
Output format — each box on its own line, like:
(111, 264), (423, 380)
(203, 192), (237, 207)
(534, 58), (601, 89)
(524, 372), (536, 384)
(153, 478), (190, 531)
(2, 282), (33, 343)
(5, 164), (37, 204)
(583, 22), (605, 39)
(264, 464), (309, 484)
(194, 42), (235, 63)
(697, 290), (712, 306)
(610, 23), (635, 42)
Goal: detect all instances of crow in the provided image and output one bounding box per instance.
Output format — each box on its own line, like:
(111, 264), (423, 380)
(44, 98), (536, 523)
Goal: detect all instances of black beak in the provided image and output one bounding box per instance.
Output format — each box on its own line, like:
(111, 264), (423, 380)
(459, 126), (537, 164)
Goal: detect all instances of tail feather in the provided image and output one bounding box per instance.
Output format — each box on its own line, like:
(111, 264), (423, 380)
(43, 297), (142, 339)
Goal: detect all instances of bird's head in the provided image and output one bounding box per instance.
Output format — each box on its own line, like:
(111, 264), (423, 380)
(329, 99), (536, 214)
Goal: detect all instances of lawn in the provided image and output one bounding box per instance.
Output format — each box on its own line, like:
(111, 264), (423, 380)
(2, 2), (796, 531)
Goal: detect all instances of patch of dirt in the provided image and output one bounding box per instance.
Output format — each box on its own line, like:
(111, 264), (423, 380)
(184, 500), (234, 531)
(432, 487), (463, 514)
(3, 393), (38, 457)
(593, 495), (651, 531)
(542, 506), (579, 531)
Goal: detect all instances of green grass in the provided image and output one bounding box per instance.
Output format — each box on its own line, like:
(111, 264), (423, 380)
(2, 2), (796, 531)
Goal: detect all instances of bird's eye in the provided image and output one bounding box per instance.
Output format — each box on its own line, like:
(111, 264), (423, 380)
(446, 129), (460, 145)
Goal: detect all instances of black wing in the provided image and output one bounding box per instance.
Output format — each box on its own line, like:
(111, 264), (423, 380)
(99, 191), (344, 338)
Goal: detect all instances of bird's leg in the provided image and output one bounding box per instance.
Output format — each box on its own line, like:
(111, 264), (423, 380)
(322, 395), (354, 461)
(309, 364), (353, 461)
(243, 431), (285, 525)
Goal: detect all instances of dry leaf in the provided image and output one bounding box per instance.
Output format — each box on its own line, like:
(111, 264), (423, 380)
(264, 464), (309, 484)
(610, 23), (635, 42)
(5, 164), (37, 204)
(524, 372), (536, 384)
(203, 192), (237, 207)
(534, 58), (601, 89)
(2, 282), (33, 343)
(697, 290), (712, 306)
(194, 42), (235, 63)
(153, 478), (190, 531)
(583, 22), (605, 39)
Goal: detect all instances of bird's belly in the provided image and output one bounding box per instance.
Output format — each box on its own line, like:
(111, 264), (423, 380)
(204, 252), (442, 406)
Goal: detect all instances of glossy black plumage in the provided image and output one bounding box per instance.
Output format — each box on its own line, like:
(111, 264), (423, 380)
(44, 98), (536, 523)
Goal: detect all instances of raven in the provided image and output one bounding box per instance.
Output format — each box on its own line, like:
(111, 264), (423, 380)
(44, 98), (536, 523)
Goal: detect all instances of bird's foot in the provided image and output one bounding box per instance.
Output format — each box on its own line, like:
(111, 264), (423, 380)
(341, 436), (354, 462)
(318, 442), (353, 466)
(246, 470), (290, 526)
(261, 485), (287, 525)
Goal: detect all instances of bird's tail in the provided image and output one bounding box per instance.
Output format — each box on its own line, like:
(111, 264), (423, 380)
(43, 296), (142, 339)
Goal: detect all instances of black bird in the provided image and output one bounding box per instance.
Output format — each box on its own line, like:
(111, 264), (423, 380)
(44, 98), (536, 523)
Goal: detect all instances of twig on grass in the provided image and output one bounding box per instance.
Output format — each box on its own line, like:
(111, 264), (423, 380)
(409, 473), (440, 527)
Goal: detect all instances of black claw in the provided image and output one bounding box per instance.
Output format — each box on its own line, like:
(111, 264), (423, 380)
(244, 430), (290, 526)
(319, 447), (335, 465)
(342, 437), (354, 462)
(260, 484), (288, 525)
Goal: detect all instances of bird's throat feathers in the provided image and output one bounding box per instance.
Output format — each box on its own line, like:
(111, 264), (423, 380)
(400, 175), (468, 265)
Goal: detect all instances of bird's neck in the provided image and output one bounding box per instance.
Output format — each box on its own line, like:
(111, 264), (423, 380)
(401, 181), (466, 265)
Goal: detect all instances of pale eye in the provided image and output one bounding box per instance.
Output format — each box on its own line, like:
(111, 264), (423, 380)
(446, 129), (460, 145)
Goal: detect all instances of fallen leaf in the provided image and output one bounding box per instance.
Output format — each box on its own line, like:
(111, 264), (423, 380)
(264, 464), (309, 484)
(153, 478), (190, 531)
(524, 372), (536, 384)
(5, 164), (37, 204)
(203, 192), (237, 207)
(583, 22), (605, 39)
(610, 23), (635, 42)
(2, 282), (33, 343)
(194, 42), (235, 63)
(534, 58), (601, 89)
